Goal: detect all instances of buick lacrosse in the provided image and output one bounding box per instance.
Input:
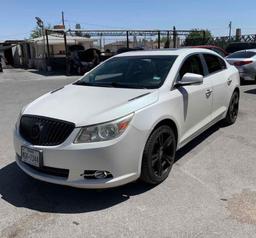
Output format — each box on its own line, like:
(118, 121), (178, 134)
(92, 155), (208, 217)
(14, 48), (240, 188)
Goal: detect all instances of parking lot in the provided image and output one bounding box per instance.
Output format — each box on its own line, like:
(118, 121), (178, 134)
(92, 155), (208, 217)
(0, 68), (256, 238)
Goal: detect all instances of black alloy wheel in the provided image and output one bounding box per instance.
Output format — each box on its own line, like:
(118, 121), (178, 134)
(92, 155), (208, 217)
(141, 125), (176, 185)
(222, 91), (239, 125)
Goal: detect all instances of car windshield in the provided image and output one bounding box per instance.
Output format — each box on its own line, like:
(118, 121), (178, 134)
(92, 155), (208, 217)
(74, 56), (177, 89)
(227, 51), (256, 59)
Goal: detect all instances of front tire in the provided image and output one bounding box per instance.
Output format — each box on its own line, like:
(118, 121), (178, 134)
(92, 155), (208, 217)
(222, 91), (239, 126)
(140, 125), (176, 185)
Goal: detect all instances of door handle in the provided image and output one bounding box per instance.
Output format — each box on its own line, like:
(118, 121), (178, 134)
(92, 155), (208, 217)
(205, 89), (213, 98)
(227, 79), (232, 86)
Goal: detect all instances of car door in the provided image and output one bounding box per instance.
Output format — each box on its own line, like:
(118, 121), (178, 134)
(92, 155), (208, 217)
(176, 54), (213, 145)
(202, 54), (230, 121)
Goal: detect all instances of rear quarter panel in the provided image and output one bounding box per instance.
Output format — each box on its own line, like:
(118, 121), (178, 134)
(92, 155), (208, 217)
(227, 64), (240, 98)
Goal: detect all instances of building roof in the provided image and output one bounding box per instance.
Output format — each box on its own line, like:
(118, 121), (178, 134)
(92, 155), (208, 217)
(29, 35), (95, 45)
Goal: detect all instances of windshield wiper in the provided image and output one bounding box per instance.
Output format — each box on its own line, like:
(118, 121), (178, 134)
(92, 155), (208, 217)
(110, 82), (148, 89)
(74, 81), (115, 87)
(74, 81), (94, 86)
(74, 81), (149, 89)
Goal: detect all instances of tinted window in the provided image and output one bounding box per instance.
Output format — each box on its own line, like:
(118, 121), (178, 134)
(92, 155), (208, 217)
(227, 51), (256, 59)
(218, 57), (227, 70)
(203, 54), (223, 74)
(75, 56), (177, 89)
(179, 55), (204, 79)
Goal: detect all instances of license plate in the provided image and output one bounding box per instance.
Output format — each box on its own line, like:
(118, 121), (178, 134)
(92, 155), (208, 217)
(21, 146), (43, 168)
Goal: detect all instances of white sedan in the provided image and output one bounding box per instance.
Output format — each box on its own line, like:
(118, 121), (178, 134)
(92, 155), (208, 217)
(226, 49), (256, 81)
(14, 48), (240, 188)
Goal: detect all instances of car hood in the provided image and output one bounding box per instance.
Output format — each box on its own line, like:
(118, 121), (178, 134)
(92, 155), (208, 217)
(23, 84), (159, 126)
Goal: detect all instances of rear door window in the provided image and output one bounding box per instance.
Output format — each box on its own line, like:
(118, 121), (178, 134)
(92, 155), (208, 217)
(218, 57), (227, 70)
(203, 54), (224, 74)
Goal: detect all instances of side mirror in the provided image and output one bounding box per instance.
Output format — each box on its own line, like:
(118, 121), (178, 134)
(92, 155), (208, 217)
(176, 73), (203, 86)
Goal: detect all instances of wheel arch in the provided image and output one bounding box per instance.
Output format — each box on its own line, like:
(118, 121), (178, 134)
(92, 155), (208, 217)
(234, 87), (240, 97)
(139, 117), (179, 184)
(149, 118), (179, 145)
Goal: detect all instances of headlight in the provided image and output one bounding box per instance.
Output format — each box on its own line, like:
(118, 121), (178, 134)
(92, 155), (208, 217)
(74, 113), (134, 143)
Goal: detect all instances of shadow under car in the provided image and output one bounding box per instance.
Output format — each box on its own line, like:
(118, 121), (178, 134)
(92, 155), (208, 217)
(0, 122), (222, 214)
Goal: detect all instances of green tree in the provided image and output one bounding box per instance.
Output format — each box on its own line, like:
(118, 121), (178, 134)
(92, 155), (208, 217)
(30, 24), (51, 39)
(30, 26), (42, 39)
(184, 29), (212, 46)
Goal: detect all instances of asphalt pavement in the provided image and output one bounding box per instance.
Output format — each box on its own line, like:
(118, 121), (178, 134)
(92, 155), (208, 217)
(0, 69), (256, 238)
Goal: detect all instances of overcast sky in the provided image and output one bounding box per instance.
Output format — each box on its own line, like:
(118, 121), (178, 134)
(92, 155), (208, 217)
(1, 0), (256, 40)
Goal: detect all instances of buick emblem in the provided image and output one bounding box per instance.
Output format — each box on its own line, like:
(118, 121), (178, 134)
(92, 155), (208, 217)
(31, 123), (43, 139)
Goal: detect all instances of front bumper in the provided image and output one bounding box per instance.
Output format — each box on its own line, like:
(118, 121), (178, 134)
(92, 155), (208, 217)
(13, 125), (146, 189)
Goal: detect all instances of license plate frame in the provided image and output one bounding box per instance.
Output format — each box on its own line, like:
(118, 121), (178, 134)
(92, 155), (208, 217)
(21, 146), (43, 168)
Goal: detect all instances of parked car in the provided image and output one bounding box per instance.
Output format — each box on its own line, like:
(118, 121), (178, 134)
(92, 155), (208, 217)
(191, 45), (228, 57)
(68, 44), (85, 52)
(14, 48), (240, 188)
(100, 50), (115, 62)
(70, 48), (101, 75)
(116, 47), (144, 54)
(226, 42), (256, 54)
(226, 49), (256, 81)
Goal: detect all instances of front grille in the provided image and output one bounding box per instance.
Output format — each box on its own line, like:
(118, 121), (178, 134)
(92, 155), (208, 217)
(19, 115), (75, 146)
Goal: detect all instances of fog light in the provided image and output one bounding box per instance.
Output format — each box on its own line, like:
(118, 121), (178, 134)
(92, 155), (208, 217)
(82, 170), (113, 179)
(94, 170), (108, 179)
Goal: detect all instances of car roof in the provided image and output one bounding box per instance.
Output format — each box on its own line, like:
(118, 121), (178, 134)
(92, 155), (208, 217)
(229, 49), (256, 54)
(115, 48), (215, 57)
(192, 45), (226, 50)
(191, 45), (219, 48)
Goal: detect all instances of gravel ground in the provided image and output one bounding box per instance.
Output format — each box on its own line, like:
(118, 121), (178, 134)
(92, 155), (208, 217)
(0, 69), (256, 238)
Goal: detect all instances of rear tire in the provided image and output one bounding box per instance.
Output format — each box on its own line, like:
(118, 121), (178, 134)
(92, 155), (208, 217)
(222, 91), (239, 126)
(140, 125), (176, 185)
